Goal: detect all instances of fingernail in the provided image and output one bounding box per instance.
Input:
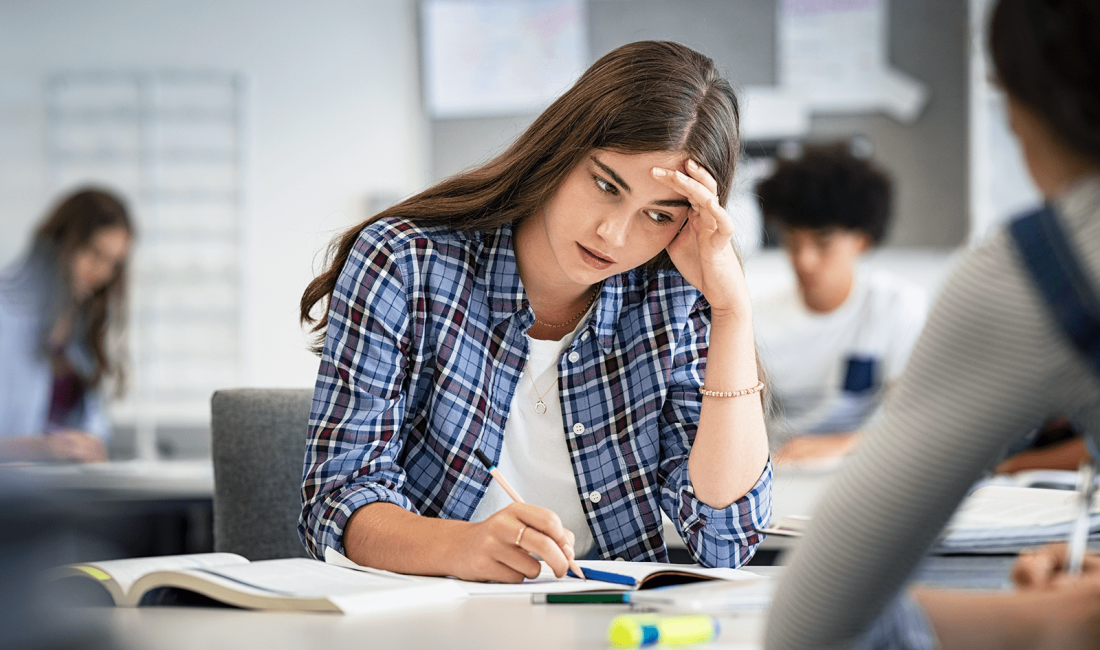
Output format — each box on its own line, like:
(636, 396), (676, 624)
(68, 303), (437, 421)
(687, 159), (699, 170)
(652, 168), (667, 178)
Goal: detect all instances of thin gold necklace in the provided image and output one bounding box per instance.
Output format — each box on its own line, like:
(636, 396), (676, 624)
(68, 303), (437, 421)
(533, 285), (599, 329)
(530, 374), (556, 415)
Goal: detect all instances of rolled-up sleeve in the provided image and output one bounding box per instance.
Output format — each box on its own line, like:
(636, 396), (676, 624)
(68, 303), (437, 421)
(657, 300), (772, 567)
(298, 226), (421, 559)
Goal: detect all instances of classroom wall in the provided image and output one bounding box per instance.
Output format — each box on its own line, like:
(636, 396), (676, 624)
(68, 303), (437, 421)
(430, 0), (969, 248)
(0, 0), (966, 439)
(0, 0), (427, 396)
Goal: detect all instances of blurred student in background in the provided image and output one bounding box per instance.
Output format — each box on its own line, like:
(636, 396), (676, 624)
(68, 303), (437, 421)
(754, 146), (928, 464)
(0, 188), (133, 463)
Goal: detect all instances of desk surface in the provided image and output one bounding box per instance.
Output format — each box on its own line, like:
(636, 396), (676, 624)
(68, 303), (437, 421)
(77, 591), (768, 650)
(3, 459), (213, 500)
(58, 557), (1014, 650)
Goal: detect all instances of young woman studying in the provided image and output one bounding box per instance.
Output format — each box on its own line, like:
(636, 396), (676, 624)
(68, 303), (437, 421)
(298, 41), (771, 583)
(766, 0), (1100, 648)
(0, 188), (133, 462)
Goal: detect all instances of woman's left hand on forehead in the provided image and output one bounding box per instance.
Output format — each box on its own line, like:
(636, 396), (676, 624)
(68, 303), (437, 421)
(652, 160), (750, 317)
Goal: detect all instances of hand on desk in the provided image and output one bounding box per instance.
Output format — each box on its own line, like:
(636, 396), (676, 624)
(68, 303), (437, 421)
(774, 432), (859, 465)
(1013, 542), (1100, 589)
(0, 430), (106, 463)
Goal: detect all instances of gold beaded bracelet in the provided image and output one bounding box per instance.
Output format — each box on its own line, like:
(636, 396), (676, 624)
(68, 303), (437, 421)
(698, 380), (765, 398)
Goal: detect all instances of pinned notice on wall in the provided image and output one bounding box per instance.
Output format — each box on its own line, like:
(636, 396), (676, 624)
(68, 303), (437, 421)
(741, 0), (929, 140)
(421, 0), (587, 119)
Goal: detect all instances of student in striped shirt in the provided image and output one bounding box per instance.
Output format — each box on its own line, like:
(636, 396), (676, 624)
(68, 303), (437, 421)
(767, 0), (1100, 648)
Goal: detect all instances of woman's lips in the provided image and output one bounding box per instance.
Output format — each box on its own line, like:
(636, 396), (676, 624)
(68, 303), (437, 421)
(578, 244), (614, 269)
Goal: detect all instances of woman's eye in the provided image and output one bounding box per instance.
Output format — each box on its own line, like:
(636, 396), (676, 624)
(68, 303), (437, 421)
(646, 211), (672, 224)
(594, 176), (617, 195)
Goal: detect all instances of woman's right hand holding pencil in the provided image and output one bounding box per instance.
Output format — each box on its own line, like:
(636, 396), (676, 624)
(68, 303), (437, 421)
(447, 503), (577, 583)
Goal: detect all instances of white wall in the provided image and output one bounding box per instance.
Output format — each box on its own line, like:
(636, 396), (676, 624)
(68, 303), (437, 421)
(0, 0), (427, 394)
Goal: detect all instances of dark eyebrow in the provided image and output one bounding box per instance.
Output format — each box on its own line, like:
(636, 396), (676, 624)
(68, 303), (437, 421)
(591, 155), (631, 193)
(591, 155), (692, 209)
(654, 198), (692, 208)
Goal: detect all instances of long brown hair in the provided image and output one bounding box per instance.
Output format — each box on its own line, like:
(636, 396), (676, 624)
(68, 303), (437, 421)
(301, 40), (742, 352)
(35, 187), (133, 389)
(989, 0), (1100, 162)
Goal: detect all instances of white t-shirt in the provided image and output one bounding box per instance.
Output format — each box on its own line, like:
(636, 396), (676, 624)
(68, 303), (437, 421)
(754, 269), (928, 437)
(469, 315), (596, 559)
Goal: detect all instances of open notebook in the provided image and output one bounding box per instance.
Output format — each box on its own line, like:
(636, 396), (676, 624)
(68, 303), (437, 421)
(52, 553), (466, 614)
(324, 548), (762, 596)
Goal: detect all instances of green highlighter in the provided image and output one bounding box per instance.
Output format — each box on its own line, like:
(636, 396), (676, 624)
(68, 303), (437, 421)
(607, 614), (718, 647)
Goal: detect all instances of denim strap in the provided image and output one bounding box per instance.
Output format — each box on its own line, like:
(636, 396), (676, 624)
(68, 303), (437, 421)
(1009, 204), (1100, 459)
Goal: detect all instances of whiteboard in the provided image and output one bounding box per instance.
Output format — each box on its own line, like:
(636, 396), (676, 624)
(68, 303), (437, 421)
(421, 0), (587, 119)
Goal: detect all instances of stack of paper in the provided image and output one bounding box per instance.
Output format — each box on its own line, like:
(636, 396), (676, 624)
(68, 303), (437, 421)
(935, 485), (1100, 553)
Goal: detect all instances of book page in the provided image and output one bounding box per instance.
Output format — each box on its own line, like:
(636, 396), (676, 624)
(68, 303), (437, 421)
(196, 559), (431, 599)
(449, 560), (759, 595)
(132, 559), (465, 614)
(758, 515), (812, 537)
(577, 560), (758, 583)
(74, 553), (247, 595)
(627, 575), (775, 612)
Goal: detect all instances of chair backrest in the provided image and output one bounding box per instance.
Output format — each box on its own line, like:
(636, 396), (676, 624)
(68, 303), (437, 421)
(210, 388), (313, 560)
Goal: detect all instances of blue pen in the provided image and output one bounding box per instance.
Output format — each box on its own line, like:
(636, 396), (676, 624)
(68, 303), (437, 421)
(567, 567), (637, 587)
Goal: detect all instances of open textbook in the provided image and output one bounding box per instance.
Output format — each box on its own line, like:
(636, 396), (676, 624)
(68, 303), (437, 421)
(324, 547), (762, 596)
(51, 553), (467, 614)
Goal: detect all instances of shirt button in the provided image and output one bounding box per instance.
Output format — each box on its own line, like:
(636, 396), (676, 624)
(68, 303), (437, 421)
(589, 491), (602, 504)
(568, 351), (580, 363)
(580, 331), (589, 341)
(614, 557), (625, 562)
(572, 423), (585, 434)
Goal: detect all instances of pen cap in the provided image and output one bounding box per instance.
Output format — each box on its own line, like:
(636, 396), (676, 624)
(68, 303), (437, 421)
(474, 449), (494, 470)
(608, 615), (659, 647)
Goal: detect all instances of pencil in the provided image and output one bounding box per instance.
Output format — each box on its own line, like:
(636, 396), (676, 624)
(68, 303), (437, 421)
(1066, 460), (1096, 576)
(474, 449), (587, 581)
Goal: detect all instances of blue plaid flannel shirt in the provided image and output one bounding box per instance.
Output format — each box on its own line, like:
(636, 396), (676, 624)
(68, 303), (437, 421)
(299, 217), (772, 566)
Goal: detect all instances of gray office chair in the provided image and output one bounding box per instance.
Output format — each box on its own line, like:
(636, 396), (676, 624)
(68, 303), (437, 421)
(210, 388), (313, 560)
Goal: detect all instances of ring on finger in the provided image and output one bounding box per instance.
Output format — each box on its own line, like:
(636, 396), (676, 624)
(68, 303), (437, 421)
(515, 525), (527, 547)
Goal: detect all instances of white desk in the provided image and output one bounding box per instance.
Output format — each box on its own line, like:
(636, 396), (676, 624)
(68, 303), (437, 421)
(1, 459), (216, 558)
(4, 459), (213, 499)
(75, 590), (769, 650)
(61, 557), (1013, 650)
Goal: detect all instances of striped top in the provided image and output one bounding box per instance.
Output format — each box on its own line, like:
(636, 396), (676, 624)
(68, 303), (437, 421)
(765, 176), (1100, 650)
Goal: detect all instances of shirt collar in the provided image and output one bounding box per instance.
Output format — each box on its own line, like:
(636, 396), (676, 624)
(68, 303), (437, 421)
(479, 223), (528, 327)
(478, 223), (625, 353)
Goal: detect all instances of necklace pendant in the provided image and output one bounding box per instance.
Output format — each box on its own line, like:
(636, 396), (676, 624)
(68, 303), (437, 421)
(534, 399), (547, 415)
